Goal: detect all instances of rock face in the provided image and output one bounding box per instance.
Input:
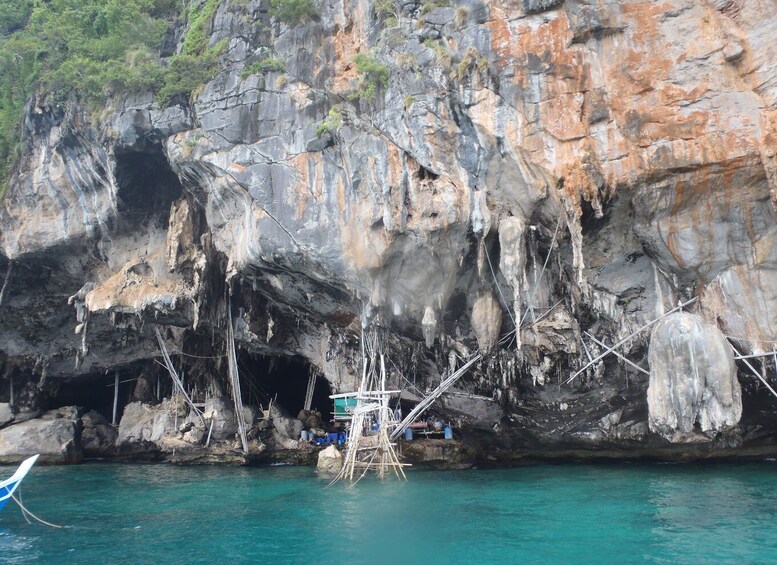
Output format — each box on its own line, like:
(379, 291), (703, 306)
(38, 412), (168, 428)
(118, 399), (182, 446)
(648, 313), (742, 442)
(81, 410), (118, 457)
(1, 0), (777, 461)
(0, 408), (82, 464)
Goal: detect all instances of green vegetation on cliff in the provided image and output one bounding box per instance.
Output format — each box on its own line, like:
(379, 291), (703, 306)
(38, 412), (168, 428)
(0, 0), (224, 195)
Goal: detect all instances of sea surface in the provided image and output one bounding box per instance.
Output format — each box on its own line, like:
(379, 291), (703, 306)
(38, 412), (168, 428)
(1, 461), (777, 564)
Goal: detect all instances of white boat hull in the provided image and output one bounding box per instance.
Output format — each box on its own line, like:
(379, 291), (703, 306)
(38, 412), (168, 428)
(0, 455), (39, 513)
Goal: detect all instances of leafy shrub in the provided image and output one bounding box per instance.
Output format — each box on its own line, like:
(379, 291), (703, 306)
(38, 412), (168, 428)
(182, 0), (221, 56)
(315, 107), (341, 137)
(454, 7), (468, 29)
(422, 38), (452, 69)
(0, 0), (173, 192)
(0, 0), (32, 35)
(349, 53), (389, 101)
(269, 0), (317, 26)
(241, 57), (287, 78)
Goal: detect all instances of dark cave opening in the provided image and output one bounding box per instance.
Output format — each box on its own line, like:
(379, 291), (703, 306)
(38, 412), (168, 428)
(38, 366), (147, 423)
(114, 147), (183, 230)
(238, 353), (333, 419)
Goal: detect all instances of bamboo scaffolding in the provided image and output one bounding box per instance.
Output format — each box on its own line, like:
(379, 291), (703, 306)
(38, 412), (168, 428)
(390, 353), (482, 441)
(565, 297), (698, 385)
(226, 308), (249, 454)
(154, 327), (206, 427)
(332, 329), (407, 484)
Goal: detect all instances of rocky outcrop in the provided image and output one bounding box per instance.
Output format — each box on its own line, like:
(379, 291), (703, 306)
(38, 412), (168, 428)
(648, 313), (742, 442)
(118, 399), (182, 446)
(1, 0), (777, 462)
(0, 407), (82, 464)
(315, 445), (343, 476)
(81, 410), (118, 457)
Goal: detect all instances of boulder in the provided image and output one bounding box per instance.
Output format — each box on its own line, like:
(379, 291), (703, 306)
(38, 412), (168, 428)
(81, 410), (118, 456)
(118, 398), (181, 445)
(297, 409), (324, 430)
(0, 403), (14, 428)
(242, 405), (259, 428)
(0, 408), (82, 463)
(273, 414), (304, 441)
(315, 445), (343, 476)
(203, 397), (238, 441)
(648, 312), (742, 442)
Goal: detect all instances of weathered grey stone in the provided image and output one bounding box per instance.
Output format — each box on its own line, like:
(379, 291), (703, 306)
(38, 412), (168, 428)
(273, 415), (304, 441)
(0, 403), (14, 428)
(0, 414), (82, 464)
(647, 313), (742, 442)
(118, 399), (181, 445)
(471, 292), (502, 354)
(1, 0), (777, 462)
(315, 445), (342, 476)
(80, 410), (117, 456)
(204, 397), (239, 442)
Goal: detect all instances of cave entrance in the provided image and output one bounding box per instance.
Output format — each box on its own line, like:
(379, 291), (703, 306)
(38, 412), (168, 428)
(39, 366), (145, 424)
(238, 353), (332, 419)
(114, 147), (183, 231)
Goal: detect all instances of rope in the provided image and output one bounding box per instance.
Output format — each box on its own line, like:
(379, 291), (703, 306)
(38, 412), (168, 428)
(168, 349), (227, 360)
(520, 218), (562, 327)
(11, 491), (63, 528)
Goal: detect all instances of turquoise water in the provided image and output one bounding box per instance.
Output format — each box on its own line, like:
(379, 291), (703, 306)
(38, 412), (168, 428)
(2, 462), (777, 564)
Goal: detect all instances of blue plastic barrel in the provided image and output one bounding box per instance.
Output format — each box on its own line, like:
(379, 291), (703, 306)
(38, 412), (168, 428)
(404, 428), (413, 441)
(444, 426), (453, 440)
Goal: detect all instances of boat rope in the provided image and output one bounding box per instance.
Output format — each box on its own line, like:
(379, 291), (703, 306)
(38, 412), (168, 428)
(11, 491), (63, 528)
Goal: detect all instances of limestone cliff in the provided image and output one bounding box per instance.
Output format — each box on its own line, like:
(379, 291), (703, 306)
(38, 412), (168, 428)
(1, 0), (777, 462)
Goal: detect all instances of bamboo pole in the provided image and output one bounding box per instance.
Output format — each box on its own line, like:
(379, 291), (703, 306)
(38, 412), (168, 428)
(733, 350), (777, 360)
(729, 343), (777, 400)
(303, 372), (316, 412)
(565, 297), (698, 385)
(584, 332), (650, 376)
(154, 327), (206, 427)
(226, 307), (249, 454)
(112, 371), (119, 426)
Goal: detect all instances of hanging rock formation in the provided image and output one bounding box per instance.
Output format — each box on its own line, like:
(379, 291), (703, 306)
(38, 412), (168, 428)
(648, 313), (742, 442)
